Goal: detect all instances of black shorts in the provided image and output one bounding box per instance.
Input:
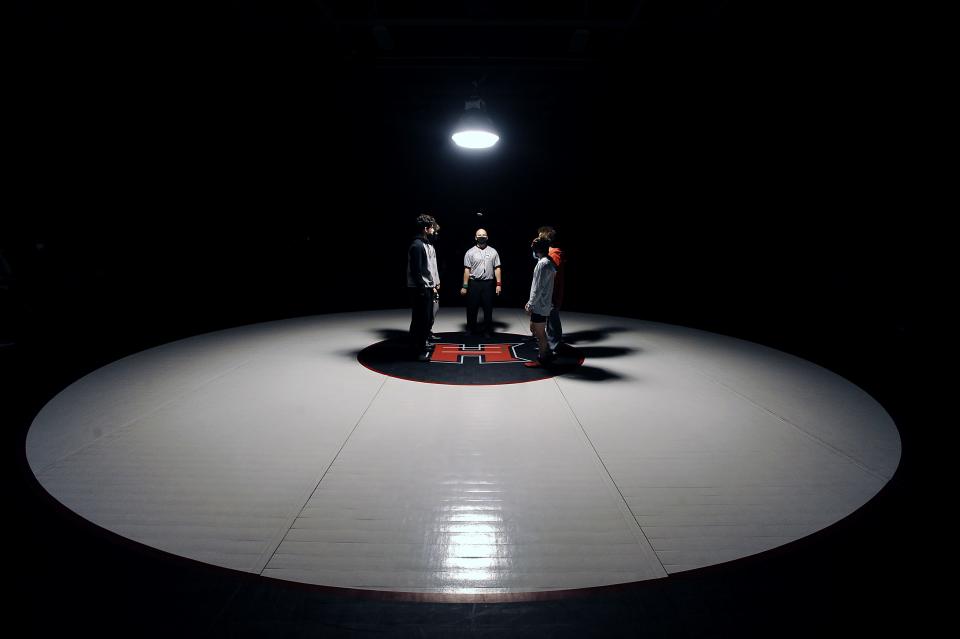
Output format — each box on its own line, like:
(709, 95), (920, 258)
(530, 312), (547, 323)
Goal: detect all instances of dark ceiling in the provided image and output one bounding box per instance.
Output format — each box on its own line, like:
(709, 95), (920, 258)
(14, 0), (882, 222)
(9, 1), (912, 333)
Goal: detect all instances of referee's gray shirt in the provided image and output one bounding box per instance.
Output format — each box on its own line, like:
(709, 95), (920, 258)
(463, 245), (501, 281)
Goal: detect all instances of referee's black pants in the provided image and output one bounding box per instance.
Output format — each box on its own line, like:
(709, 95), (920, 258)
(466, 279), (496, 334)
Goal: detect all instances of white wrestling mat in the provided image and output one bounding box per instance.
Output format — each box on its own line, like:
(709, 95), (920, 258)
(26, 310), (900, 597)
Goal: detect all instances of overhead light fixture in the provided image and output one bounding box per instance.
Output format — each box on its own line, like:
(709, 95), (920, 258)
(452, 82), (499, 150)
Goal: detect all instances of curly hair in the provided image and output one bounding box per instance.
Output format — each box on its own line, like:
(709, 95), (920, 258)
(537, 226), (556, 241)
(415, 214), (437, 233)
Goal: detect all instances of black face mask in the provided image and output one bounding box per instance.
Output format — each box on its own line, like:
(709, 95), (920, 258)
(476, 238), (488, 246)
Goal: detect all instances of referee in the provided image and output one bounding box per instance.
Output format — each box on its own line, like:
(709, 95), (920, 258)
(460, 228), (502, 338)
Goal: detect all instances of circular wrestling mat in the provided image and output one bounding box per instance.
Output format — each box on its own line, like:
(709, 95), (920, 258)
(25, 310), (901, 598)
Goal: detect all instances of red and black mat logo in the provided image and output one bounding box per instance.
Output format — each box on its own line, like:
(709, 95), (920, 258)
(428, 342), (526, 364)
(357, 332), (584, 385)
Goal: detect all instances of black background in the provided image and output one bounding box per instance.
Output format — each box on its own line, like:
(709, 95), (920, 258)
(5, 2), (932, 637)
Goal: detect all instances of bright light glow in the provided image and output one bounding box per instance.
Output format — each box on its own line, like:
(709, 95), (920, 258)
(449, 513), (501, 522)
(444, 544), (500, 557)
(445, 569), (497, 582)
(447, 533), (499, 545)
(443, 557), (500, 570)
(452, 130), (499, 149)
(434, 496), (507, 592)
(446, 524), (497, 534)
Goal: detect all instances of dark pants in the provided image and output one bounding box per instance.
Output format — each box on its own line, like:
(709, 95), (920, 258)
(408, 288), (434, 352)
(546, 307), (563, 351)
(466, 279), (496, 334)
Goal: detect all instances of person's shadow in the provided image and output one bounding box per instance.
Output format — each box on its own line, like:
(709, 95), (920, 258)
(561, 365), (631, 381)
(457, 320), (512, 334)
(554, 326), (637, 381)
(562, 326), (630, 345)
(574, 346), (638, 358)
(374, 329), (409, 341)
